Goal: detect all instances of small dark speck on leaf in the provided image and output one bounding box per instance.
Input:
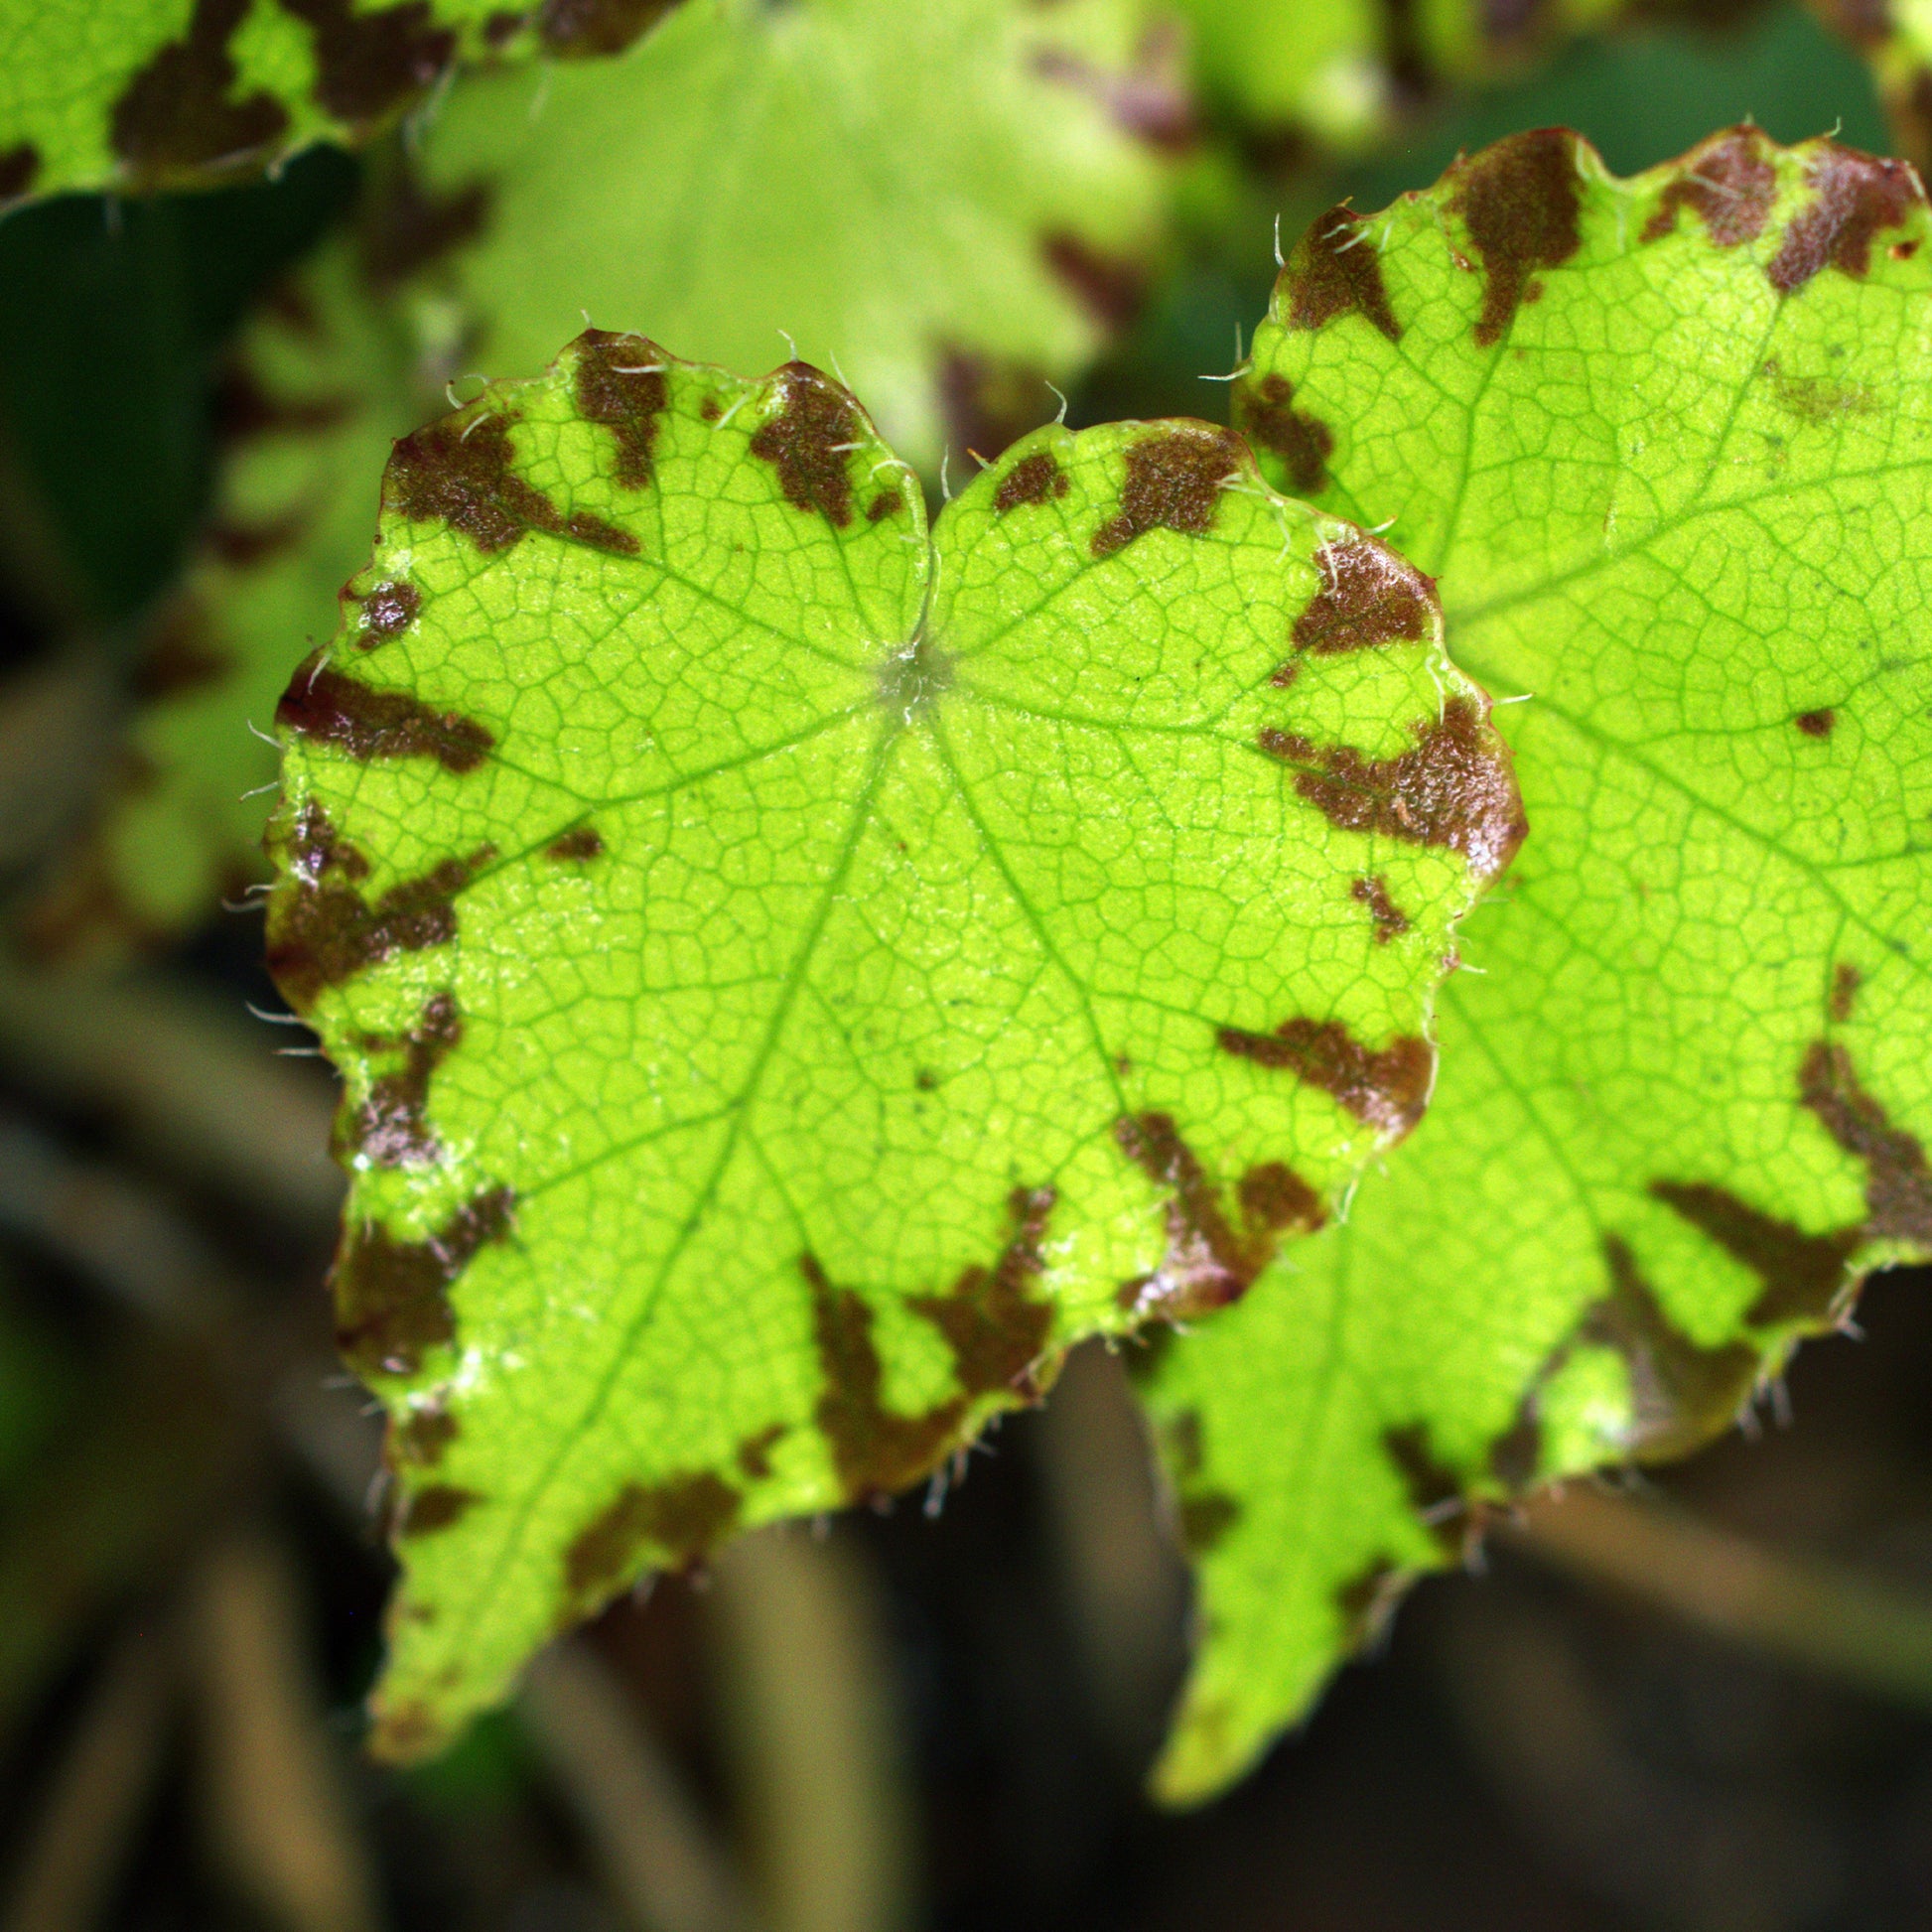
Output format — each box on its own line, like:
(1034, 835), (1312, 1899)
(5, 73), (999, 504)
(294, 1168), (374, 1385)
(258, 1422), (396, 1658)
(354, 580), (421, 646)
(402, 1484), (482, 1536)
(994, 451), (1069, 515)
(1352, 876), (1411, 942)
(1795, 707), (1835, 737)
(546, 825), (605, 863)
(1830, 961), (1863, 1023)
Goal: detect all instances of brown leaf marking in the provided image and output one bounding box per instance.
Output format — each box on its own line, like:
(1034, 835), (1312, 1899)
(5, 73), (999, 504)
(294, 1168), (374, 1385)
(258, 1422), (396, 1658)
(907, 1186), (1057, 1400)
(335, 1184), (514, 1378)
(1216, 1020), (1434, 1138)
(1285, 206), (1401, 341)
(391, 1403), (458, 1468)
(736, 1425), (786, 1482)
(1650, 1180), (1859, 1327)
(1351, 876), (1411, 943)
(1768, 145), (1924, 294)
(344, 991), (463, 1169)
(1383, 1422), (1467, 1556)
(1830, 962), (1863, 1024)
(562, 1472), (742, 1611)
(357, 159), (490, 293)
(387, 411), (637, 556)
(278, 654), (492, 772)
(351, 580), (421, 648)
(1259, 695), (1528, 879)
(1641, 126), (1777, 247)
(538, 0), (675, 56)
(1451, 128), (1584, 347)
(0, 144), (39, 200)
(994, 451), (1069, 516)
(277, 0), (455, 125)
(131, 595), (234, 702)
(573, 330), (667, 489)
(110, 0), (290, 180)
(1795, 707), (1836, 737)
(401, 1484), (482, 1536)
(749, 364), (866, 527)
(1290, 540), (1435, 656)
(1235, 374), (1332, 495)
(1041, 231), (1147, 330)
(546, 826), (605, 863)
(1799, 1040), (1932, 1246)
(1091, 425), (1245, 558)
(1178, 1491), (1241, 1555)
(1334, 1558), (1405, 1651)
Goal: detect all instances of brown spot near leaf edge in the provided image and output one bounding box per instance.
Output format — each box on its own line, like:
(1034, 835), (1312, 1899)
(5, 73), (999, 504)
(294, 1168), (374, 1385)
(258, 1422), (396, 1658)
(1587, 1234), (1761, 1460)
(1450, 127), (1585, 347)
(1799, 1039), (1932, 1247)
(1488, 1402), (1542, 1491)
(267, 830), (492, 1010)
(131, 596), (233, 702)
(334, 1183), (514, 1379)
(1041, 231), (1148, 330)
(736, 1425), (787, 1483)
(1178, 1490), (1241, 1556)
(803, 1256), (966, 1502)
(1217, 1018), (1434, 1139)
(908, 1187), (1057, 1400)
(1795, 706), (1836, 737)
(538, 0), (675, 56)
(278, 654), (493, 773)
(343, 990), (463, 1169)
(356, 156), (491, 294)
(1641, 126), (1777, 247)
(749, 364), (863, 527)
(562, 1471), (742, 1613)
(1285, 205), (1402, 341)
(1768, 145), (1925, 294)
(401, 1483), (482, 1536)
(387, 410), (637, 556)
(277, 0), (456, 127)
(1334, 1557), (1406, 1651)
(1235, 373), (1332, 496)
(391, 1402), (458, 1468)
(1091, 425), (1245, 559)
(1831, 962), (1863, 1024)
(994, 451), (1070, 516)
(1290, 539), (1435, 656)
(0, 144), (39, 201)
(546, 825), (605, 863)
(110, 0), (290, 183)
(1651, 1179), (1859, 1328)
(1382, 1422), (1467, 1556)
(1259, 695), (1528, 879)
(1114, 1113), (1323, 1320)
(1351, 876), (1412, 944)
(573, 330), (668, 489)
(352, 580), (421, 648)
(868, 491), (900, 522)
(283, 797), (369, 886)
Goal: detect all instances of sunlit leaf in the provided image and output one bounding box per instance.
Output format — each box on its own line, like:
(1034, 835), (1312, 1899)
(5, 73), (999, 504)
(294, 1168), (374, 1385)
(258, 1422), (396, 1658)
(1142, 125), (1932, 1802)
(266, 333), (1516, 1754)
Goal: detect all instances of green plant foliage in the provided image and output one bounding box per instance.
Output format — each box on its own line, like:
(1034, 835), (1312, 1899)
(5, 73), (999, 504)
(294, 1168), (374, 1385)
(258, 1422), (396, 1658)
(1803, 0), (1932, 174)
(0, 0), (693, 203)
(407, 0), (1181, 474)
(266, 332), (1520, 1754)
(1141, 125), (1932, 1802)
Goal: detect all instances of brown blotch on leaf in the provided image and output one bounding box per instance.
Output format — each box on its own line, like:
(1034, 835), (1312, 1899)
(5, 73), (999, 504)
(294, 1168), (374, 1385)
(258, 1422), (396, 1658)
(1641, 126), (1777, 247)
(1799, 1040), (1932, 1246)
(357, 159), (491, 294)
(334, 1183), (514, 1379)
(1114, 1113), (1321, 1320)
(908, 1187), (1057, 1401)
(110, 0), (290, 181)
(1830, 962), (1863, 1024)
(1334, 1557), (1405, 1650)
(574, 330), (668, 488)
(546, 825), (605, 863)
(1178, 1491), (1241, 1556)
(1651, 1179), (1858, 1327)
(1091, 425), (1245, 558)
(1795, 707), (1835, 737)
(392, 1403), (458, 1468)
(344, 991), (463, 1169)
(1216, 1018), (1434, 1139)
(1768, 145), (1924, 293)
(284, 799), (369, 886)
(994, 451), (1070, 516)
(277, 0), (455, 126)
(402, 1484), (482, 1536)
(1285, 205), (1402, 341)
(736, 1425), (787, 1483)
(803, 1256), (966, 1502)
(211, 362), (352, 444)
(1451, 127), (1584, 347)
(868, 491), (900, 522)
(1041, 231), (1147, 330)
(268, 827), (491, 1009)
(277, 654), (493, 773)
(0, 144), (39, 201)
(750, 366), (862, 527)
(1586, 1234), (1760, 1460)
(1291, 539), (1434, 656)
(1259, 695), (1528, 878)
(1488, 1403), (1542, 1491)
(538, 0), (674, 56)
(353, 580), (421, 647)
(1383, 1422), (1466, 1556)
(131, 596), (233, 702)
(1352, 876), (1411, 944)
(207, 509), (307, 569)
(562, 1472), (741, 1614)
(1235, 373), (1332, 495)
(388, 411), (637, 556)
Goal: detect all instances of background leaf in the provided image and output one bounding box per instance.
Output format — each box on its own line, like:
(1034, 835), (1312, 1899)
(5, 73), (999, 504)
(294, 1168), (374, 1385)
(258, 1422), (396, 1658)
(1143, 124), (1932, 1802)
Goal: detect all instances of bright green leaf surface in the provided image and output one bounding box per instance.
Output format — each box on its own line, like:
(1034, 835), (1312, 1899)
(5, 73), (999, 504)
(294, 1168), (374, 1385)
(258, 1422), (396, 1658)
(266, 334), (1518, 1753)
(1144, 127), (1932, 1802)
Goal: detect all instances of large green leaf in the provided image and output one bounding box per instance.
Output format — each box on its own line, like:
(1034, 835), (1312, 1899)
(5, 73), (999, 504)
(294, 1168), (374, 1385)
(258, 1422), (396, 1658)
(0, 0), (683, 203)
(265, 333), (1519, 1753)
(1143, 126), (1932, 1802)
